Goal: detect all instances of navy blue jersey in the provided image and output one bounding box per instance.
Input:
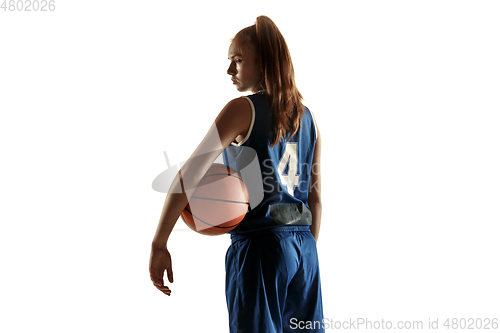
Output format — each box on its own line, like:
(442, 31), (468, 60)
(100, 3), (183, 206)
(223, 92), (318, 235)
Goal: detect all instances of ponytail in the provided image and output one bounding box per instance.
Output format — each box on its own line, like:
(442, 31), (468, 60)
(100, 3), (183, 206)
(233, 16), (305, 147)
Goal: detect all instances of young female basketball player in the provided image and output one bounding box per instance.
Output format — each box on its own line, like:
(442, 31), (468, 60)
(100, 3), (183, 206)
(150, 16), (324, 333)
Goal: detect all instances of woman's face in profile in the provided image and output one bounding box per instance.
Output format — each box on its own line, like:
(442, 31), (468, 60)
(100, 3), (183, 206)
(227, 40), (261, 93)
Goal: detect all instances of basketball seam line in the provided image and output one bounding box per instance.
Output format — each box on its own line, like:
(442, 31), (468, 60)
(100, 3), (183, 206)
(190, 196), (249, 205)
(203, 173), (244, 182)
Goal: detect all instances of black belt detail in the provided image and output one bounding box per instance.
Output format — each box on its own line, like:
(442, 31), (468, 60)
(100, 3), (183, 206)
(268, 203), (312, 226)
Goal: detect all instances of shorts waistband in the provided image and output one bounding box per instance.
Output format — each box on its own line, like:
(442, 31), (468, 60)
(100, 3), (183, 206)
(230, 225), (311, 243)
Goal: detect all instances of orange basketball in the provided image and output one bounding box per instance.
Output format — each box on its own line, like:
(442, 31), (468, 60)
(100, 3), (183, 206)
(180, 163), (249, 236)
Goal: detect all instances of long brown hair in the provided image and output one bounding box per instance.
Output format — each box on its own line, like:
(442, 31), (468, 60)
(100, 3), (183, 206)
(233, 16), (304, 147)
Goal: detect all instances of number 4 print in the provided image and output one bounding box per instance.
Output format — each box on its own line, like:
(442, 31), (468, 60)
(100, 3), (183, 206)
(277, 142), (300, 196)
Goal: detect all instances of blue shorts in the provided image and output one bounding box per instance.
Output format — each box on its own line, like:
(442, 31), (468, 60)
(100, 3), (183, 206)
(225, 225), (325, 333)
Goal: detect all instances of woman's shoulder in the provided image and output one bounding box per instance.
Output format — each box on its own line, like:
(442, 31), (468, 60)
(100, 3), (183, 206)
(216, 97), (254, 145)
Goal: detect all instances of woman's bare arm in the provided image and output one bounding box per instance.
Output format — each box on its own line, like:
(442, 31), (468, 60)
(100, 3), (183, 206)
(308, 128), (322, 242)
(149, 97), (252, 295)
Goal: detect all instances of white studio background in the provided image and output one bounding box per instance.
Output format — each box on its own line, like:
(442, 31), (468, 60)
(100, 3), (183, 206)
(0, 1), (499, 332)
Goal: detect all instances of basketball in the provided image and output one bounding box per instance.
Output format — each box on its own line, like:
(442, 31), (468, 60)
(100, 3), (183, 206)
(180, 163), (249, 236)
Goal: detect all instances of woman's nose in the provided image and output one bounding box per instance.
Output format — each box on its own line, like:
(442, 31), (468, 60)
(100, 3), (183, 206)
(227, 62), (236, 76)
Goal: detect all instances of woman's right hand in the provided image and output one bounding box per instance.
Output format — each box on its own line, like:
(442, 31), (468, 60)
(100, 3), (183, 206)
(149, 247), (174, 296)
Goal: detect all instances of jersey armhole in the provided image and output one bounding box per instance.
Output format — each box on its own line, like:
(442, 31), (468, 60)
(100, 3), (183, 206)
(308, 108), (318, 142)
(230, 96), (255, 146)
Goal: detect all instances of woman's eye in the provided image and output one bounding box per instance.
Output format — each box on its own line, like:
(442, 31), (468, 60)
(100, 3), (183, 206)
(236, 59), (242, 63)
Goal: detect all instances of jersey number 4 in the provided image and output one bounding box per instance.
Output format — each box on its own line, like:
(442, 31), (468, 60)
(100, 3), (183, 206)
(277, 143), (300, 196)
